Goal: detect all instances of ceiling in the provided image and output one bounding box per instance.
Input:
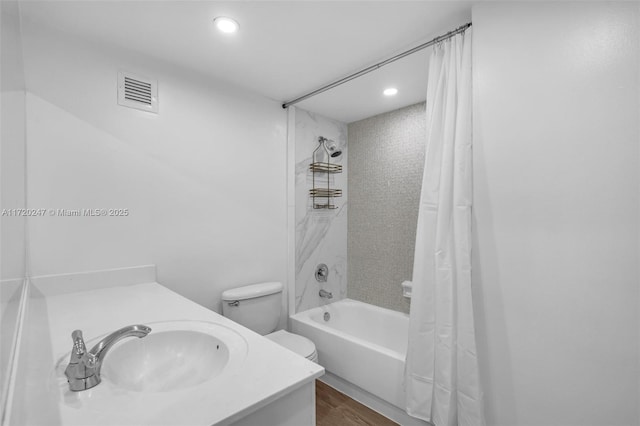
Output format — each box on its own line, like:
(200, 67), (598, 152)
(18, 1), (472, 123)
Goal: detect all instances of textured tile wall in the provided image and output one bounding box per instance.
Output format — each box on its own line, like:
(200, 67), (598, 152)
(347, 102), (426, 313)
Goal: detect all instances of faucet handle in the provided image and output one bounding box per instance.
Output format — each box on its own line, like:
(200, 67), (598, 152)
(65, 329), (99, 390)
(69, 330), (99, 368)
(71, 330), (87, 357)
(315, 264), (329, 282)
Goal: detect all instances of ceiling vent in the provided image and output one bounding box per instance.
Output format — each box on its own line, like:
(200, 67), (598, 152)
(118, 71), (158, 113)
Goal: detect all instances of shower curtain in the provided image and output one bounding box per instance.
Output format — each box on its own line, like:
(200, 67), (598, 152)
(404, 28), (485, 426)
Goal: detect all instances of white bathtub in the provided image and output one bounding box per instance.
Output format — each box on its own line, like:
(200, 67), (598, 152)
(291, 298), (409, 409)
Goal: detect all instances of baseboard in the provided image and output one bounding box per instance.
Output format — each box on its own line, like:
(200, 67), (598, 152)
(319, 372), (432, 426)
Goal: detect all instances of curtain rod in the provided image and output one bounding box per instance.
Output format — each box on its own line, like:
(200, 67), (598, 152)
(281, 22), (472, 109)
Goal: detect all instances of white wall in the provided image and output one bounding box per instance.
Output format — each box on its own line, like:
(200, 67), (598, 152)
(1, 0), (26, 281)
(20, 22), (289, 317)
(472, 2), (639, 425)
(0, 1), (27, 417)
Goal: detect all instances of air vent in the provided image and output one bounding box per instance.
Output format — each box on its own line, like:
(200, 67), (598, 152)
(118, 71), (158, 113)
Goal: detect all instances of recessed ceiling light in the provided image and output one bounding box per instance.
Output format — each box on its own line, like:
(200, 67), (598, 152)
(383, 88), (398, 96)
(214, 16), (239, 34)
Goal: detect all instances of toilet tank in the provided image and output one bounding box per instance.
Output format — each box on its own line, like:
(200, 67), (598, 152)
(221, 282), (283, 335)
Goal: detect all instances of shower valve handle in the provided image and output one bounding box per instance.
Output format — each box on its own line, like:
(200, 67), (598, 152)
(315, 264), (328, 282)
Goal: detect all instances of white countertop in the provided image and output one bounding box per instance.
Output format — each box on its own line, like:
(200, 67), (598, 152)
(17, 282), (324, 425)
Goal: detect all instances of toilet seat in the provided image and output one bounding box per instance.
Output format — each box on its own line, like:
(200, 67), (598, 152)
(265, 330), (317, 362)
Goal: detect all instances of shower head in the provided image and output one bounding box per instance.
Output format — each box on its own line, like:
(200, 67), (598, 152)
(319, 137), (342, 158)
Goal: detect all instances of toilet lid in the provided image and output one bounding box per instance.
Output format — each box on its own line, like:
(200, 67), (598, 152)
(266, 330), (316, 359)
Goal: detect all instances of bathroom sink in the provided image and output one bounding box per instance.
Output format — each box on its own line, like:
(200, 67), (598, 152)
(59, 320), (248, 393)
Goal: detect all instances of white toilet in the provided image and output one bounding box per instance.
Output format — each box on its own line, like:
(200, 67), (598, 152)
(221, 282), (318, 363)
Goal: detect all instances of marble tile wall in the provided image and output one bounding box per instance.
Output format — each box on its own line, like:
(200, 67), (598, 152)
(294, 108), (347, 313)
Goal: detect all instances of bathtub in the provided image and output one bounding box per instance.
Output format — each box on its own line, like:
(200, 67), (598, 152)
(291, 298), (408, 409)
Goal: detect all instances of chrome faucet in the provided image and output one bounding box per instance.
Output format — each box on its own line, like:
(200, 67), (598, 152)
(64, 324), (151, 391)
(319, 289), (333, 299)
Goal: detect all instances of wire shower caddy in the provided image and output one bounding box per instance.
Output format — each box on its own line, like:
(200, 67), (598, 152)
(309, 136), (342, 209)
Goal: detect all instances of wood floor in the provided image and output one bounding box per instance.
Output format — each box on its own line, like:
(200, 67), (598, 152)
(316, 380), (399, 426)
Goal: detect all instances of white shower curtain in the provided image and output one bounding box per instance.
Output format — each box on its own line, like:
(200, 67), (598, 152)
(404, 28), (485, 426)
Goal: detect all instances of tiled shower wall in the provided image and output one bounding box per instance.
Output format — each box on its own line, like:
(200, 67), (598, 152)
(294, 108), (347, 313)
(347, 102), (426, 313)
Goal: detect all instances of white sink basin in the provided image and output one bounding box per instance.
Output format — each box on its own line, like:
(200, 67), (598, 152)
(57, 320), (248, 393)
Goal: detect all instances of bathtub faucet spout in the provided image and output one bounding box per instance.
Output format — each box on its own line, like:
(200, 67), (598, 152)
(319, 289), (333, 299)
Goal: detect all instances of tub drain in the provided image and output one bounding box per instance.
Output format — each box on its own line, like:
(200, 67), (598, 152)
(323, 312), (330, 322)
